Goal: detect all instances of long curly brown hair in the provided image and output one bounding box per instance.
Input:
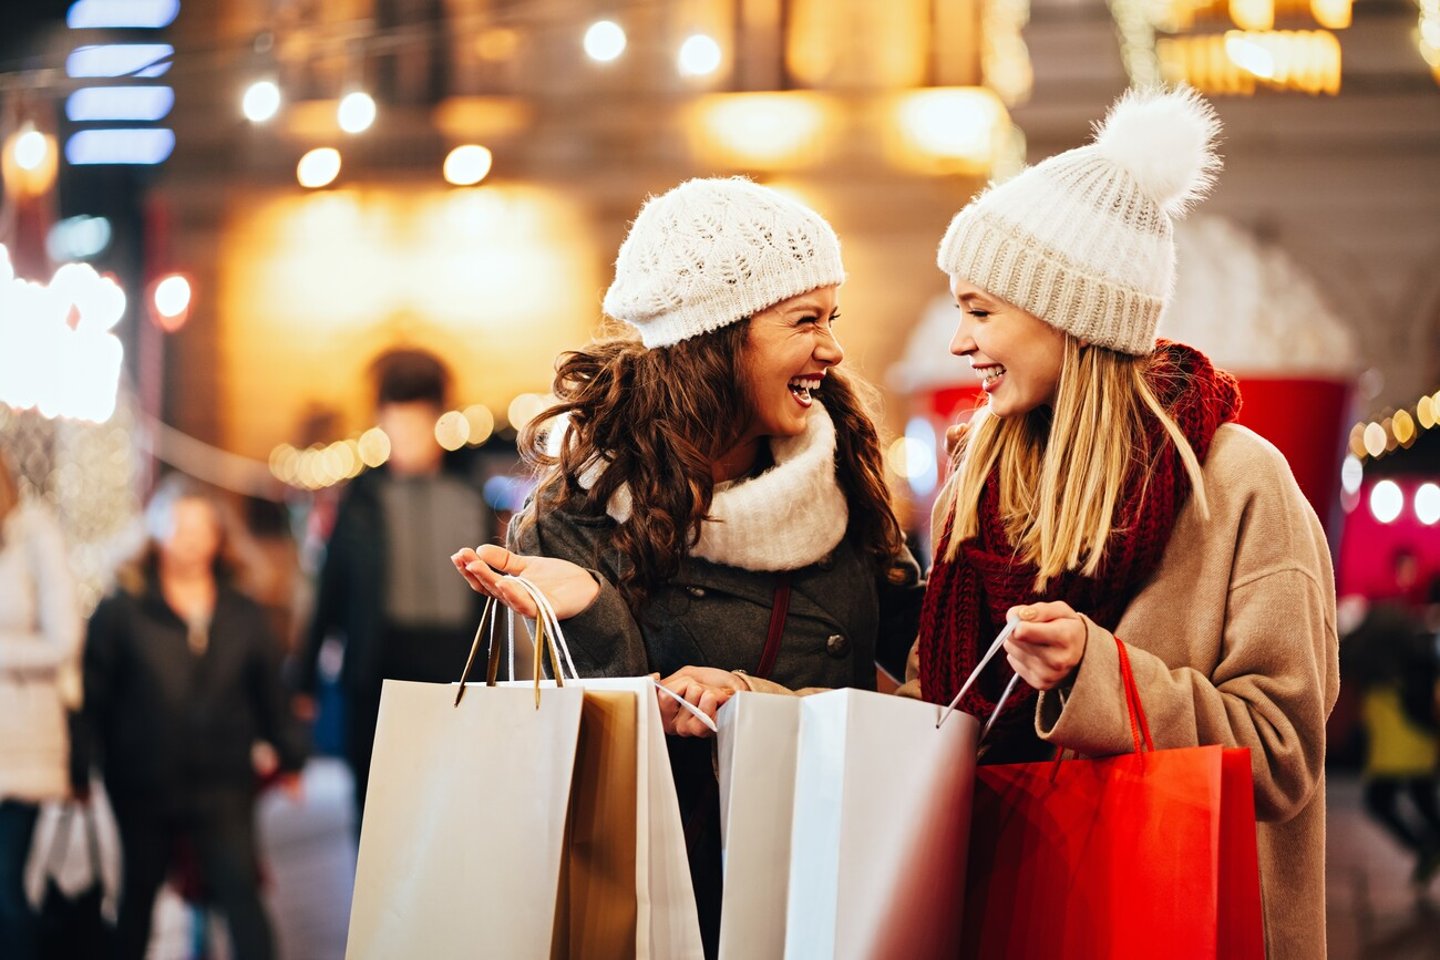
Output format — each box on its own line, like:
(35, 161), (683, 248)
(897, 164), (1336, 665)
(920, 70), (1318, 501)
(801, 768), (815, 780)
(516, 321), (905, 613)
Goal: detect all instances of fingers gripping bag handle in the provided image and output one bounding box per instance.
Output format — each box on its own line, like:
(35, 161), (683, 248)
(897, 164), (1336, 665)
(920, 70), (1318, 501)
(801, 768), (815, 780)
(513, 575), (717, 732)
(453, 576), (580, 707)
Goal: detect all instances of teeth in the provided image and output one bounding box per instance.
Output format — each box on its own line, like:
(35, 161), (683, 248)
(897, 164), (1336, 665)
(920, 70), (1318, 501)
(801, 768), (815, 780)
(788, 376), (821, 405)
(979, 366), (1006, 385)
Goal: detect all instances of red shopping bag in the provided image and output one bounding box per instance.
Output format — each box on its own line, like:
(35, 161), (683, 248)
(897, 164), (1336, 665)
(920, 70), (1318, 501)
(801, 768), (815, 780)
(960, 637), (1264, 960)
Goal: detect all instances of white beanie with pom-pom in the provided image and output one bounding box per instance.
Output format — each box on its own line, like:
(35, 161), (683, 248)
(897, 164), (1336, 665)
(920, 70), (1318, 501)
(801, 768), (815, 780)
(936, 86), (1221, 356)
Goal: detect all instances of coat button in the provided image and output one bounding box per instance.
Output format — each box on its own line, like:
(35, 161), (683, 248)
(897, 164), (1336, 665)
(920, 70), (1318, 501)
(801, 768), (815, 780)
(685, 586), (706, 598)
(825, 633), (849, 658)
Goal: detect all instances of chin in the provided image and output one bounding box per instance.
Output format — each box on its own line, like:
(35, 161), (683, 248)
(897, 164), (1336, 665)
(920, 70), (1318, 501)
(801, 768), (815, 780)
(758, 419), (805, 440)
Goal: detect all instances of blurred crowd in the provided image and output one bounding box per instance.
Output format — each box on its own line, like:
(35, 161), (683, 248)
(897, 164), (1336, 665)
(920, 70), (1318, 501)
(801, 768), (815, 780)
(0, 347), (512, 960)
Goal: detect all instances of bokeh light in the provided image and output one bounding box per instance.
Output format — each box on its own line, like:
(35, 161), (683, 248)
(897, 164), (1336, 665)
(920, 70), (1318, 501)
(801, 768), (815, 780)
(242, 80), (282, 122)
(434, 410), (471, 451)
(338, 91), (376, 134)
(297, 148), (341, 188)
(678, 34), (722, 77)
(1416, 483), (1440, 526)
(444, 145), (493, 186)
(584, 21), (627, 62)
(153, 274), (191, 319)
(1368, 479), (1403, 524)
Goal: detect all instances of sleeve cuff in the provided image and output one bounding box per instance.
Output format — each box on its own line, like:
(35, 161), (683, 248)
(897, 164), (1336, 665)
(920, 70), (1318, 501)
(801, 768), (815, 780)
(1034, 615), (1137, 756)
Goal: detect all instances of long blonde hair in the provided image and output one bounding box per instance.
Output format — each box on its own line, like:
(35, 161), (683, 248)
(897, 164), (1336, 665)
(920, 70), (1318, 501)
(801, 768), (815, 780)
(940, 338), (1208, 590)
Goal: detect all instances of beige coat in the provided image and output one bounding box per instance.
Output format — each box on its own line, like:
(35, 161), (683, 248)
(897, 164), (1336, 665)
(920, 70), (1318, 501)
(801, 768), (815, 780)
(895, 422), (1339, 960)
(0, 503), (82, 803)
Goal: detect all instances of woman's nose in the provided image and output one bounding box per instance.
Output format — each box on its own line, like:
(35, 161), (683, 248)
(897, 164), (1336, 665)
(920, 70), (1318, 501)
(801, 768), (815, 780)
(949, 319), (975, 357)
(815, 328), (845, 367)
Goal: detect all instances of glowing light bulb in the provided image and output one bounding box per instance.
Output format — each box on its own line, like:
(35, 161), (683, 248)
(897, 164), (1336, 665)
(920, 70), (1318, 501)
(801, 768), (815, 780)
(678, 34), (722, 77)
(1369, 480), (1403, 524)
(242, 80), (282, 122)
(15, 126), (49, 171)
(444, 145), (493, 186)
(584, 21), (627, 62)
(297, 148), (341, 188)
(337, 91), (376, 134)
(153, 274), (190, 317)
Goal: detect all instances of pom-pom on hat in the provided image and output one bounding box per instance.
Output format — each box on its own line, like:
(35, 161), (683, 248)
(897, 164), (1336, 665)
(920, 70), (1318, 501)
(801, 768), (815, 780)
(936, 87), (1221, 356)
(603, 177), (846, 349)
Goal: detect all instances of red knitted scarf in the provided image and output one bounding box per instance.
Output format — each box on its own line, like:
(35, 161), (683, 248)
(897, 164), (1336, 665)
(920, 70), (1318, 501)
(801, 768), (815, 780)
(916, 341), (1241, 731)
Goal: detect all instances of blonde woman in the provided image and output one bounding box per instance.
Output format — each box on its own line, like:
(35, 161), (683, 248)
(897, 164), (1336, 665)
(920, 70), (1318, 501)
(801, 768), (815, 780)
(908, 88), (1338, 959)
(0, 455), (81, 960)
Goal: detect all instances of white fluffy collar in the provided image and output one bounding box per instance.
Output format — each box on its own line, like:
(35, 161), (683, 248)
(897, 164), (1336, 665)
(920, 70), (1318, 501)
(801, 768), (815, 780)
(582, 403), (849, 572)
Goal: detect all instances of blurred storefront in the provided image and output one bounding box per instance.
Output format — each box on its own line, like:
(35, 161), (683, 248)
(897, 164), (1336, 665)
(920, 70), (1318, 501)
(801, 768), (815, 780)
(1, 0), (1438, 588)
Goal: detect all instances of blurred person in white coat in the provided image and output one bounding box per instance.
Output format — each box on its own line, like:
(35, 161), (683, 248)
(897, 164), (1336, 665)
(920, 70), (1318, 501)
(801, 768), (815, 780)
(0, 454), (83, 960)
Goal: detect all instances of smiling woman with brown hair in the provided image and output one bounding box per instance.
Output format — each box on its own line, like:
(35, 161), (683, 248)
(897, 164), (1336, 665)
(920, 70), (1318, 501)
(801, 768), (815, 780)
(452, 177), (925, 954)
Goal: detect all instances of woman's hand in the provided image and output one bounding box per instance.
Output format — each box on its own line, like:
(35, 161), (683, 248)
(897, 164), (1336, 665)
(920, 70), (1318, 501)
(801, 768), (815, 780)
(1003, 601), (1087, 691)
(654, 666), (748, 738)
(450, 545), (600, 620)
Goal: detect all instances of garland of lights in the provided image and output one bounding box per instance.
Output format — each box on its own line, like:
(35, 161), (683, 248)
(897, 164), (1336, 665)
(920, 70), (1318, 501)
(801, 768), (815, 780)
(1348, 385), (1440, 462)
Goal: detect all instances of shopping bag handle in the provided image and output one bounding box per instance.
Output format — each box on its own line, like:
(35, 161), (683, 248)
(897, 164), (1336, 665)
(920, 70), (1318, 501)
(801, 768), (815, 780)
(453, 576), (580, 707)
(936, 614), (1023, 738)
(1047, 635), (1154, 770)
(505, 575), (581, 681)
(651, 680), (720, 734)
(1114, 636), (1155, 754)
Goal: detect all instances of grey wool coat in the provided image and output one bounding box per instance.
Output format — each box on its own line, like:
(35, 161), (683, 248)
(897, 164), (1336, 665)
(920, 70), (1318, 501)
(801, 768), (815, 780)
(509, 503), (925, 690)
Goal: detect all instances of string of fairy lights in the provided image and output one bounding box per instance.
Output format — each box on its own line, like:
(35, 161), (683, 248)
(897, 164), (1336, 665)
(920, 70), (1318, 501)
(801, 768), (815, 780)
(1339, 384), (1440, 527)
(241, 16), (731, 190)
(267, 394), (551, 491)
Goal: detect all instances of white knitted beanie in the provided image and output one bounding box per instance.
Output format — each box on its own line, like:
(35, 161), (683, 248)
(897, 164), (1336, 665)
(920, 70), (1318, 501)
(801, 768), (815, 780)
(603, 177), (846, 349)
(936, 87), (1222, 356)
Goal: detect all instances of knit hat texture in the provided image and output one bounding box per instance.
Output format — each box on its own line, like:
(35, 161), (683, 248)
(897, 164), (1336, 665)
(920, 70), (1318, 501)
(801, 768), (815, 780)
(603, 177), (846, 349)
(936, 87), (1222, 356)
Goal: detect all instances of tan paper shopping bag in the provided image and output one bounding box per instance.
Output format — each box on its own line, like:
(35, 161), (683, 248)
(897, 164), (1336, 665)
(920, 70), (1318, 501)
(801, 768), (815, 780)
(552, 688), (639, 959)
(492, 579), (706, 959)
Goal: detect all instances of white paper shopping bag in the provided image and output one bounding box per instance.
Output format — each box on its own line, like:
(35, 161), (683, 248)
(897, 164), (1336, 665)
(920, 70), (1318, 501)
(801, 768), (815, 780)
(345, 678), (586, 960)
(714, 691), (803, 960)
(784, 689), (978, 960)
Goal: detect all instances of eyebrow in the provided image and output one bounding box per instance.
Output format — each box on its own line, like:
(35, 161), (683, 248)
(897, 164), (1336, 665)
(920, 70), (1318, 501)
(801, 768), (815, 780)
(956, 291), (994, 306)
(786, 300), (839, 315)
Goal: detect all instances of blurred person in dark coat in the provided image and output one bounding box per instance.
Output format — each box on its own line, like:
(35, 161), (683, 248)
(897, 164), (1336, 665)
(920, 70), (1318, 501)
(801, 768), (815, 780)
(1344, 548), (1440, 889)
(81, 475), (306, 960)
(292, 349), (491, 822)
(0, 454), (82, 960)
